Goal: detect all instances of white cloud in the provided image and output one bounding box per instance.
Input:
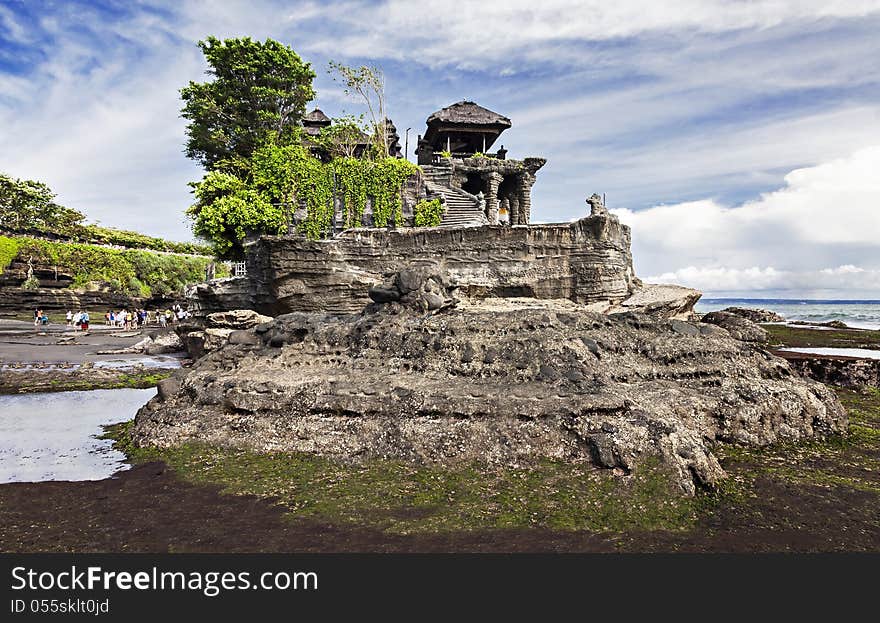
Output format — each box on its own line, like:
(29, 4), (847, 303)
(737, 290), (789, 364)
(647, 265), (880, 298)
(614, 145), (880, 296)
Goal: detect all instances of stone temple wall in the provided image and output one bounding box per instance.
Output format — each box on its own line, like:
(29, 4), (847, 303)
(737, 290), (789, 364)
(188, 213), (638, 316)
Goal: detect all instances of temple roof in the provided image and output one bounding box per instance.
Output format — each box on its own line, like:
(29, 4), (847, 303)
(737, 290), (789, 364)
(426, 101), (511, 128)
(303, 108), (332, 126)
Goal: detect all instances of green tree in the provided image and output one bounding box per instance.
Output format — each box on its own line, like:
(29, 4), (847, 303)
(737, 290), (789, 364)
(316, 114), (368, 159)
(0, 173), (85, 234)
(181, 36), (317, 170)
(328, 62), (388, 158)
(186, 171), (286, 259)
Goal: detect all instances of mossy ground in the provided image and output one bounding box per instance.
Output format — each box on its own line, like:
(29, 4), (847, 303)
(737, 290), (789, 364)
(107, 421), (714, 534)
(0, 369), (171, 394)
(763, 323), (880, 349)
(104, 387), (880, 542)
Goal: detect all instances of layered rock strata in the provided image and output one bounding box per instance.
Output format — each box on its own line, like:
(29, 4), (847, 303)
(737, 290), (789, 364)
(134, 290), (846, 494)
(188, 213), (639, 317)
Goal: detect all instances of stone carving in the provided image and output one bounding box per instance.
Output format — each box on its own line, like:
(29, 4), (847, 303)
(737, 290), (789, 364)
(368, 262), (457, 312)
(587, 193), (608, 216)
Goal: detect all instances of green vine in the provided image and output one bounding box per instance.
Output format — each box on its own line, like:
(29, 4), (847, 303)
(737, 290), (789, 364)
(413, 198), (444, 227)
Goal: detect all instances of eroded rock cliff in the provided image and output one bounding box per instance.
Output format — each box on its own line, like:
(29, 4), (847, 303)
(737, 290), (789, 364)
(134, 269), (845, 495)
(189, 213), (639, 316)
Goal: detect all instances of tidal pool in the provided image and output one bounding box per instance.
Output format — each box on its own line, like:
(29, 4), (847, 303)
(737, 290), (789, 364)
(0, 388), (155, 483)
(778, 347), (880, 360)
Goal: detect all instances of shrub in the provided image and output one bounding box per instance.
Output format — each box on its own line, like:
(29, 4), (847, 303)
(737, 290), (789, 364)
(0, 235), (19, 271)
(414, 198), (444, 227)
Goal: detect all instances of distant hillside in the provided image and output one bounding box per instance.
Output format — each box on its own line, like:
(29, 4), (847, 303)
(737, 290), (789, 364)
(1, 171), (212, 256)
(0, 234), (226, 303)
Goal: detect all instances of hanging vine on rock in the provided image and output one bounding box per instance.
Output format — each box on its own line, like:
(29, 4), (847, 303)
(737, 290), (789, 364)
(190, 139), (420, 248)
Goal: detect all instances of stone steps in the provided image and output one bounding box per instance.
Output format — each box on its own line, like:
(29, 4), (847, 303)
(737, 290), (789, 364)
(423, 179), (488, 228)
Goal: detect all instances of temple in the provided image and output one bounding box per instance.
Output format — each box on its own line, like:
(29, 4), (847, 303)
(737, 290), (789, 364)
(294, 100), (545, 230)
(416, 101), (546, 227)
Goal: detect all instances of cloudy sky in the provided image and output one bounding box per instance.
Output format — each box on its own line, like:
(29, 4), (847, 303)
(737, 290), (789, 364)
(1, 0), (879, 298)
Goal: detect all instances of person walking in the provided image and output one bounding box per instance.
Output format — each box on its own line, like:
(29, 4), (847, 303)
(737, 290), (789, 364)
(66, 310), (73, 327)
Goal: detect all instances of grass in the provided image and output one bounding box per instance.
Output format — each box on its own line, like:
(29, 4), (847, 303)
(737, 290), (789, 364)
(105, 386), (880, 538)
(763, 324), (880, 349)
(106, 421), (712, 534)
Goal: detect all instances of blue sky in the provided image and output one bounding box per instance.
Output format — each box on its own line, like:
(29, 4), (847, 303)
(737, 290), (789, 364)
(2, 0), (880, 297)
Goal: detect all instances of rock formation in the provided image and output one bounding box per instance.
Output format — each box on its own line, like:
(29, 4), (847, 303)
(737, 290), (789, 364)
(774, 350), (880, 389)
(700, 311), (769, 343)
(134, 265), (846, 495)
(719, 307), (785, 323)
(189, 212), (640, 317)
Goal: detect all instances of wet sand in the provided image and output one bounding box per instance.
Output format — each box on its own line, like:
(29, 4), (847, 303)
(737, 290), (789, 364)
(0, 319), (185, 394)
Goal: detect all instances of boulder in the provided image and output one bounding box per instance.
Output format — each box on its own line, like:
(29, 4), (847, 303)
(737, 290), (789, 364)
(721, 307), (785, 323)
(701, 311), (768, 343)
(206, 309), (273, 330)
(369, 263), (457, 312)
(612, 283), (702, 320)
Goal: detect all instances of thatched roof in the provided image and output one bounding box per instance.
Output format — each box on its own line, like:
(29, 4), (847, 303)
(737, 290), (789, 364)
(426, 101), (511, 128)
(303, 108), (332, 125)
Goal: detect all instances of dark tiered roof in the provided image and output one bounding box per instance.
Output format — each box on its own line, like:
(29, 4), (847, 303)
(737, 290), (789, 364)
(303, 108), (332, 125)
(426, 101), (511, 128)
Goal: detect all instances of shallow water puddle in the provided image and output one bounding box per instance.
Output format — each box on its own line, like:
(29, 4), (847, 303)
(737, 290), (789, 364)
(778, 347), (880, 360)
(0, 388), (155, 483)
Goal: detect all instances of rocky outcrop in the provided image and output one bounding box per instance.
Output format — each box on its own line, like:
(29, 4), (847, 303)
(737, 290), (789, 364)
(368, 262), (457, 312)
(188, 213), (639, 317)
(721, 307), (785, 323)
(612, 284), (701, 321)
(134, 271), (845, 495)
(98, 330), (183, 356)
(775, 351), (880, 389)
(177, 309), (272, 359)
(701, 311), (769, 343)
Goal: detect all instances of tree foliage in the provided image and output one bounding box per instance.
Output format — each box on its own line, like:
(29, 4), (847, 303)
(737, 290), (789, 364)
(186, 171), (287, 259)
(181, 36), (316, 170)
(188, 141), (418, 253)
(414, 198), (444, 227)
(328, 61), (388, 158)
(315, 115), (368, 159)
(0, 173), (85, 234)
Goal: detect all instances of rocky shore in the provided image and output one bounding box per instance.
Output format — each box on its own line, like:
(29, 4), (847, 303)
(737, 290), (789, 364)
(0, 319), (187, 394)
(133, 268), (846, 494)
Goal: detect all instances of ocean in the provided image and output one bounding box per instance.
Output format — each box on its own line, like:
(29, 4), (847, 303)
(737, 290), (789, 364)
(694, 299), (880, 330)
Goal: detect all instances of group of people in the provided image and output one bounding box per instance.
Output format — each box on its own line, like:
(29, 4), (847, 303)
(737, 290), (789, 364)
(42, 304), (193, 332)
(33, 308), (49, 326)
(104, 306), (188, 329)
(63, 309), (90, 331)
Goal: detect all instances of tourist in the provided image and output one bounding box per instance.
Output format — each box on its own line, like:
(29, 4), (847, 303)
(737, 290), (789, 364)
(158, 310), (167, 328)
(66, 310), (73, 326)
(33, 308), (40, 326)
(80, 310), (89, 332)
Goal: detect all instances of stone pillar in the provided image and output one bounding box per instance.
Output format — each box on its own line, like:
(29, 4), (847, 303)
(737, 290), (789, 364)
(483, 171), (503, 223)
(516, 173), (536, 224)
(509, 194), (520, 225)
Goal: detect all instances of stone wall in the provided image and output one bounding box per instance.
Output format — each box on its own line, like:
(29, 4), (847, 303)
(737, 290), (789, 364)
(189, 213), (639, 316)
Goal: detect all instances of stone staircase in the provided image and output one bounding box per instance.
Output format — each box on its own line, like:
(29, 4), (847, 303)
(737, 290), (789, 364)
(421, 165), (488, 228)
